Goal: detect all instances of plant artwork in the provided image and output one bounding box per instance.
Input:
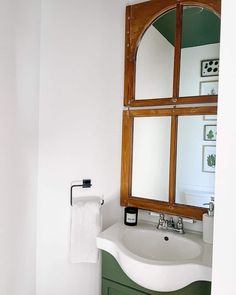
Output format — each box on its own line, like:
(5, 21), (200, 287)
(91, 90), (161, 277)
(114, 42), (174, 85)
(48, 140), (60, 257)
(202, 145), (216, 173)
(207, 154), (216, 168)
(207, 130), (214, 140)
(204, 125), (217, 141)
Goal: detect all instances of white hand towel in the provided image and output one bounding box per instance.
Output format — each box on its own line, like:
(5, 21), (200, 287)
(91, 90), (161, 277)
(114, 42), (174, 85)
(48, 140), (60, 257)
(70, 197), (101, 263)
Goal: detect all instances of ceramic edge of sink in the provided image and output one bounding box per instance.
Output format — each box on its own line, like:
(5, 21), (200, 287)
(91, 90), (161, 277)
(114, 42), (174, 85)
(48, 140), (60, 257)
(96, 221), (213, 292)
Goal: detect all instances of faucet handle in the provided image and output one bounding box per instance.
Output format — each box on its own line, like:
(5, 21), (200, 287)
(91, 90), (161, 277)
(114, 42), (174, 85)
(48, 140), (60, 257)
(159, 213), (165, 220)
(176, 217), (184, 233)
(157, 213), (165, 229)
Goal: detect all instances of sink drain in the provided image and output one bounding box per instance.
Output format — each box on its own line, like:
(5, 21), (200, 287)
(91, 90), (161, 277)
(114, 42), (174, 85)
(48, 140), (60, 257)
(164, 236), (169, 241)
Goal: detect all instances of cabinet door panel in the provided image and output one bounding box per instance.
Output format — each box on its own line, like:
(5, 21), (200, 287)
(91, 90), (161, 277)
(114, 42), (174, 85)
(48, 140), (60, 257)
(102, 279), (149, 295)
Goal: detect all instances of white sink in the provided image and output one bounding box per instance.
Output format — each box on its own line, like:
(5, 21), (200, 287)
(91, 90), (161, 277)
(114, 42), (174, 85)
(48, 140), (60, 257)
(122, 228), (201, 261)
(96, 221), (212, 292)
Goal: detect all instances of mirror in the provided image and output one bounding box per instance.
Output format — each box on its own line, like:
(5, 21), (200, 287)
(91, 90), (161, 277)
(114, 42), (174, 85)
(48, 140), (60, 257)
(135, 9), (176, 99)
(124, 0), (220, 106)
(176, 115), (216, 207)
(120, 107), (217, 220)
(122, 0), (220, 220)
(132, 117), (171, 201)
(179, 7), (220, 97)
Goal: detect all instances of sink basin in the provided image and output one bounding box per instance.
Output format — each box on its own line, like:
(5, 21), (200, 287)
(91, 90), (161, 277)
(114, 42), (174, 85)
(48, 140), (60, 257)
(122, 229), (201, 261)
(96, 221), (212, 292)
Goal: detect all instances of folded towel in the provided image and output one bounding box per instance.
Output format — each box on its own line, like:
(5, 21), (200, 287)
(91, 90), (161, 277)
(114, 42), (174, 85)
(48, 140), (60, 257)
(70, 196), (101, 263)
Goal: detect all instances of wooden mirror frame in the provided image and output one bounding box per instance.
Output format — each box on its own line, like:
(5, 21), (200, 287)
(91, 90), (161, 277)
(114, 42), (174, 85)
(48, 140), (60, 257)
(120, 106), (217, 220)
(124, 0), (221, 107)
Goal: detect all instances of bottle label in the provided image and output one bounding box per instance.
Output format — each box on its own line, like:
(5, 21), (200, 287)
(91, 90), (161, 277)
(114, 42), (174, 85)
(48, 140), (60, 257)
(126, 213), (136, 223)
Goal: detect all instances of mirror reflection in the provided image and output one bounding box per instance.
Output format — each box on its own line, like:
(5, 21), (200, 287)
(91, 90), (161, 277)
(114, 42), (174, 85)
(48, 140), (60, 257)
(130, 113), (216, 208)
(132, 117), (171, 201)
(176, 115), (216, 207)
(179, 6), (220, 97)
(135, 9), (176, 99)
(135, 6), (220, 100)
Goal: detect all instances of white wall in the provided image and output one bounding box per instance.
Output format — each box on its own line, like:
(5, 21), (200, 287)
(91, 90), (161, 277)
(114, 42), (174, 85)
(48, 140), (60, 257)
(180, 43), (220, 97)
(132, 117), (171, 201)
(0, 2), (18, 293)
(211, 1), (236, 295)
(36, 1), (126, 294)
(0, 0), (40, 294)
(176, 115), (215, 206)
(135, 26), (174, 99)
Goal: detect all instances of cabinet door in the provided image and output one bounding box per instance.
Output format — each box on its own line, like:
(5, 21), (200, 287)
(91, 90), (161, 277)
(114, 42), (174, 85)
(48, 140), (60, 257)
(102, 278), (150, 295)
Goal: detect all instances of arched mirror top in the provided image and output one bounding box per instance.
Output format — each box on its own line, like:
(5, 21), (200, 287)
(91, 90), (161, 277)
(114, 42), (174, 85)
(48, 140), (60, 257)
(124, 0), (221, 106)
(133, 7), (176, 51)
(135, 4), (220, 53)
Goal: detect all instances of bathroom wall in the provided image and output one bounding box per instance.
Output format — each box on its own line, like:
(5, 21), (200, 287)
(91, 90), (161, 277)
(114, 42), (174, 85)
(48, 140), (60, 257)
(0, 0), (40, 294)
(135, 25), (175, 99)
(180, 43), (219, 97)
(36, 0), (126, 294)
(211, 1), (236, 294)
(176, 115), (215, 206)
(132, 117), (171, 201)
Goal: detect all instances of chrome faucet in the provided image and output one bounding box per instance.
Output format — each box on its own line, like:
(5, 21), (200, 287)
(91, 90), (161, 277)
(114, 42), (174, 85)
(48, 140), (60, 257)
(157, 214), (185, 234)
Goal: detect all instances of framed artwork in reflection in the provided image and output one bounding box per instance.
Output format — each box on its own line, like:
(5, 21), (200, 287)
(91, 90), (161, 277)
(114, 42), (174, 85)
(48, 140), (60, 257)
(200, 80), (218, 96)
(202, 145), (216, 173)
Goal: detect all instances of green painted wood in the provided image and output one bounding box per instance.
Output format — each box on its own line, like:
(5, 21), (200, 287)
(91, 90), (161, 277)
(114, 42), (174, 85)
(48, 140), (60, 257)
(102, 251), (211, 295)
(102, 251), (150, 293)
(153, 7), (220, 48)
(102, 279), (149, 295)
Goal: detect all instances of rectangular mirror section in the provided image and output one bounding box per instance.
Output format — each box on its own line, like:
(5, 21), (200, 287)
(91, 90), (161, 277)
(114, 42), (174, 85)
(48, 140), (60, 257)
(132, 117), (171, 201)
(179, 6), (220, 97)
(135, 9), (176, 100)
(176, 115), (216, 207)
(120, 107), (217, 220)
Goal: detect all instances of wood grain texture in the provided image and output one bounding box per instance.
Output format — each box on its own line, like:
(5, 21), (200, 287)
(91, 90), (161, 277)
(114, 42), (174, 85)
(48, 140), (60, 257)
(169, 115), (178, 207)
(120, 111), (133, 206)
(129, 106), (217, 117)
(124, 6), (135, 105)
(173, 4), (182, 99)
(127, 95), (217, 107)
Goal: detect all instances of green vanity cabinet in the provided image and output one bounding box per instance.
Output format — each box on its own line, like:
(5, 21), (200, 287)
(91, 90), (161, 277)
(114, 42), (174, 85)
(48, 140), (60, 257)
(102, 279), (149, 295)
(102, 251), (211, 295)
